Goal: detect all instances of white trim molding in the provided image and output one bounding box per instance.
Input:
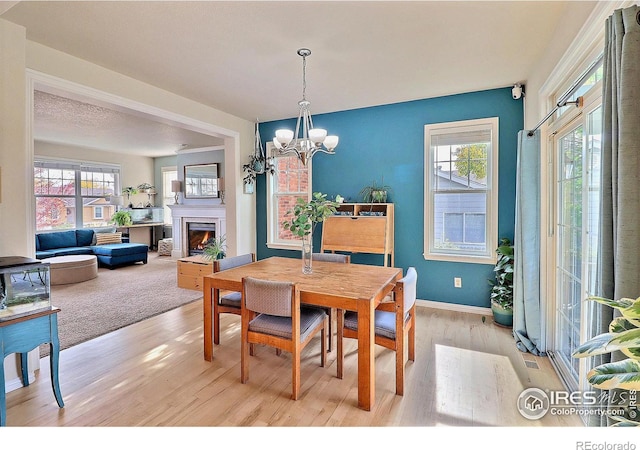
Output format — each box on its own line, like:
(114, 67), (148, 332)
(417, 299), (491, 316)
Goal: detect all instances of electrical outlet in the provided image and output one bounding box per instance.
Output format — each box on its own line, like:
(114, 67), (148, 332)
(454, 277), (462, 288)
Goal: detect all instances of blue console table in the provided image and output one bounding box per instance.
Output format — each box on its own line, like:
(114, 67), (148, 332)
(0, 308), (64, 426)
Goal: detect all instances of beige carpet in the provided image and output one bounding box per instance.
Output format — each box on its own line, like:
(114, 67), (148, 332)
(40, 253), (203, 357)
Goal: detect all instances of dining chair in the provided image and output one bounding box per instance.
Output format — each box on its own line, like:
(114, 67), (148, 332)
(212, 253), (256, 345)
(336, 266), (417, 396)
(240, 276), (328, 400)
(309, 252), (350, 352)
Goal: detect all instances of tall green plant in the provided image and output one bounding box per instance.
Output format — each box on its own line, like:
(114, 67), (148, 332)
(488, 237), (514, 310)
(572, 295), (640, 426)
(282, 192), (338, 239)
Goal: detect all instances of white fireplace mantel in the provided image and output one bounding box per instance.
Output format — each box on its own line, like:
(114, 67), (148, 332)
(168, 204), (226, 258)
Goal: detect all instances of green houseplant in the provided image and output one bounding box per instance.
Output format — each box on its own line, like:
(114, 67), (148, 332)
(488, 237), (514, 327)
(136, 182), (155, 192)
(109, 210), (133, 227)
(359, 179), (392, 203)
(572, 295), (640, 426)
(122, 186), (138, 208)
(282, 192), (338, 274)
(202, 235), (226, 261)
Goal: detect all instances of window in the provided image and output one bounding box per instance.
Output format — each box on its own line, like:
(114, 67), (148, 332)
(266, 143), (311, 250)
(424, 117), (498, 263)
(34, 160), (120, 231)
(162, 167), (178, 225)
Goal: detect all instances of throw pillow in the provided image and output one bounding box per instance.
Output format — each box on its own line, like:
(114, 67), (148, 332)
(95, 232), (122, 245)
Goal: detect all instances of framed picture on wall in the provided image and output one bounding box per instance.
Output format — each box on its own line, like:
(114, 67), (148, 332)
(244, 182), (254, 194)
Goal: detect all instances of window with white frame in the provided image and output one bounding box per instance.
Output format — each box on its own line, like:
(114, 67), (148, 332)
(34, 159), (121, 231)
(424, 117), (498, 263)
(162, 167), (178, 225)
(266, 143), (312, 250)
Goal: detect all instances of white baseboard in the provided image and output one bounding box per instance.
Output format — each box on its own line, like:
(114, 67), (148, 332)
(416, 298), (491, 316)
(4, 373), (36, 393)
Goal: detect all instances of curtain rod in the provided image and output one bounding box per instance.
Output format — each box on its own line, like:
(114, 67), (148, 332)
(527, 52), (604, 137)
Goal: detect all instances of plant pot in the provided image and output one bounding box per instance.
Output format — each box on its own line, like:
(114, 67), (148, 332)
(491, 301), (513, 328)
(371, 189), (387, 203)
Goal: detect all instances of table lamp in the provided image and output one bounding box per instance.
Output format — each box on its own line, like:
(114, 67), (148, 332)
(217, 178), (225, 204)
(171, 180), (181, 204)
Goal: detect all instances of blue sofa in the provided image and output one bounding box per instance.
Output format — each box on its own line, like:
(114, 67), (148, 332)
(36, 229), (149, 269)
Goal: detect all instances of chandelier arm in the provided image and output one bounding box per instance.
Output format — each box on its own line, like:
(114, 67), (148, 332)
(312, 147), (336, 156)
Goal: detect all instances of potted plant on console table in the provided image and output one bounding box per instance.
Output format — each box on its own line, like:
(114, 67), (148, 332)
(282, 192), (338, 274)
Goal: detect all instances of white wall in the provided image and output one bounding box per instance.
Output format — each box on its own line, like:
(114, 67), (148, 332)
(0, 18), (39, 394)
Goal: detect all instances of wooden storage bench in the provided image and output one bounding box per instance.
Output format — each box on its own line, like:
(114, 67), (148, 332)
(177, 255), (213, 291)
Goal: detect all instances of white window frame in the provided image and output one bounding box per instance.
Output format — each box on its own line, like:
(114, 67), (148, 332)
(161, 166), (178, 225)
(94, 206), (104, 220)
(424, 117), (499, 264)
(266, 142), (312, 250)
(34, 158), (121, 231)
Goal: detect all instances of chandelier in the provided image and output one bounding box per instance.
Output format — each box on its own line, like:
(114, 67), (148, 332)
(272, 48), (339, 166)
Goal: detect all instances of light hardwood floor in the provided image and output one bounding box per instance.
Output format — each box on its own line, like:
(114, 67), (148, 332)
(6, 302), (584, 427)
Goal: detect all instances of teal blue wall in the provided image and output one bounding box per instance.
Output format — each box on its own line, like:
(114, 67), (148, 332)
(256, 87), (523, 308)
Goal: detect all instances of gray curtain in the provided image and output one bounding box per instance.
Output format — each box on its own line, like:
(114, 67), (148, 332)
(513, 130), (544, 355)
(599, 5), (640, 301)
(593, 5), (640, 427)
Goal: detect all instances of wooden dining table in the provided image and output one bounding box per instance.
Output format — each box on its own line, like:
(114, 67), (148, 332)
(202, 256), (402, 411)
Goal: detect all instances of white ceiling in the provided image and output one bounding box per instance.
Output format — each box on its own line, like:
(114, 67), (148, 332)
(1, 1), (596, 157)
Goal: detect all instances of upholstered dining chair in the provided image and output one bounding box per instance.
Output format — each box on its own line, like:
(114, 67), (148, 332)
(308, 252), (350, 352)
(240, 276), (328, 400)
(336, 266), (417, 396)
(311, 252), (350, 264)
(212, 253), (256, 345)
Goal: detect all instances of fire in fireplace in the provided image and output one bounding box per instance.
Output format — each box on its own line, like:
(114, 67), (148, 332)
(187, 222), (216, 256)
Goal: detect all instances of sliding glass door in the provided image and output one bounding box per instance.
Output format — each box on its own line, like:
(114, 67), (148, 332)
(549, 102), (602, 391)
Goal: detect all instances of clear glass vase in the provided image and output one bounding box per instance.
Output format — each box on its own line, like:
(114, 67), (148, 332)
(302, 234), (313, 274)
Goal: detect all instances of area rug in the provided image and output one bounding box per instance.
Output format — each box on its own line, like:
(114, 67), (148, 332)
(40, 253), (203, 357)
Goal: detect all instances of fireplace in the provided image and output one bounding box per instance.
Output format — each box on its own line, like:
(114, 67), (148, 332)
(187, 222), (216, 256)
(167, 204), (226, 258)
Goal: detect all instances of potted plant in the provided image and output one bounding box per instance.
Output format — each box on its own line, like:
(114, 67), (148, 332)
(488, 237), (514, 327)
(136, 182), (155, 193)
(202, 235), (226, 261)
(109, 210), (133, 227)
(359, 179), (392, 203)
(122, 186), (138, 207)
(282, 192), (338, 274)
(573, 295), (640, 425)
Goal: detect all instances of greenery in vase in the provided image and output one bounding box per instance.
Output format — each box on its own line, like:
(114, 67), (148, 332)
(202, 235), (226, 260)
(488, 237), (514, 311)
(109, 210), (133, 227)
(572, 295), (640, 425)
(282, 192), (338, 239)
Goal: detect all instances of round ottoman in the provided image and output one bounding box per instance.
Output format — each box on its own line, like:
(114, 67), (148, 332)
(48, 255), (98, 285)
